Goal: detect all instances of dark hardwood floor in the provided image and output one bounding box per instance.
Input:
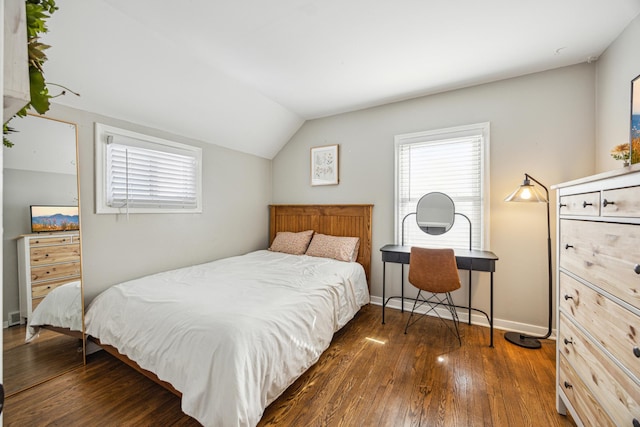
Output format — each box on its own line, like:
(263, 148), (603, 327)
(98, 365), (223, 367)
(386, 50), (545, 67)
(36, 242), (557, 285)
(4, 305), (575, 426)
(3, 324), (83, 396)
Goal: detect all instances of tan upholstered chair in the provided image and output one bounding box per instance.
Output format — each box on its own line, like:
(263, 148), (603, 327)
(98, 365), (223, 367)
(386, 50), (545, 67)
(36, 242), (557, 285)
(404, 247), (462, 345)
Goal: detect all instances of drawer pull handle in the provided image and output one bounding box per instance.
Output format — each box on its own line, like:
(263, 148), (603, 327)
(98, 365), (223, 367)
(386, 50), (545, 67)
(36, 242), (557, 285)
(563, 381), (573, 389)
(602, 199), (615, 207)
(559, 203), (567, 208)
(634, 264), (640, 275)
(564, 294), (574, 301)
(634, 419), (640, 427)
(582, 201), (593, 208)
(565, 244), (574, 250)
(564, 338), (573, 345)
(634, 347), (640, 358)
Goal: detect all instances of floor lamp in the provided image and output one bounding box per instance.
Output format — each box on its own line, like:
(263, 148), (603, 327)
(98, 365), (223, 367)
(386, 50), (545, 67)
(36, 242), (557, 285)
(503, 173), (552, 349)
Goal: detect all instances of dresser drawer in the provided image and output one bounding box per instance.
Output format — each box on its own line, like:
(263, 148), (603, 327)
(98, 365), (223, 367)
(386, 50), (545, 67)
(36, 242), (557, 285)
(30, 243), (80, 265)
(559, 192), (601, 216)
(602, 185), (640, 218)
(29, 235), (77, 246)
(560, 219), (640, 310)
(31, 278), (77, 299)
(559, 273), (640, 382)
(559, 314), (640, 426)
(558, 354), (615, 427)
(31, 262), (81, 282)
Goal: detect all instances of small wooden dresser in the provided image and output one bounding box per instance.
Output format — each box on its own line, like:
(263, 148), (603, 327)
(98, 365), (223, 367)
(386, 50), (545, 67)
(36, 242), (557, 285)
(17, 232), (81, 322)
(554, 166), (640, 426)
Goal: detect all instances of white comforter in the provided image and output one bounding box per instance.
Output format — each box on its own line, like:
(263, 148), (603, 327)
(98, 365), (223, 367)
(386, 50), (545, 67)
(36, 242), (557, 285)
(85, 250), (369, 427)
(27, 280), (83, 342)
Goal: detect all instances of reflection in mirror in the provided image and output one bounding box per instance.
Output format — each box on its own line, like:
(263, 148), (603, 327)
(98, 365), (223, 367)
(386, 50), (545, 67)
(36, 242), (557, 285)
(631, 74), (639, 164)
(416, 192), (455, 235)
(2, 114), (83, 396)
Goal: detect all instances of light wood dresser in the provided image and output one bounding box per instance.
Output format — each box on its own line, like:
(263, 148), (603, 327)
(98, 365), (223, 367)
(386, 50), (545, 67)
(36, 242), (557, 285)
(553, 165), (640, 426)
(17, 232), (81, 322)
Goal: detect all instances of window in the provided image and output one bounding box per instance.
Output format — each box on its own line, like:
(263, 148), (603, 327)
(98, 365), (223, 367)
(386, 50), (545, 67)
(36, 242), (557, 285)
(95, 123), (202, 214)
(395, 123), (490, 250)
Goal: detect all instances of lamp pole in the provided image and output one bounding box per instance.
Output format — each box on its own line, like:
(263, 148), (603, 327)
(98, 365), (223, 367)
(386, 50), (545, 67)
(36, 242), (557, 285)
(504, 173), (553, 348)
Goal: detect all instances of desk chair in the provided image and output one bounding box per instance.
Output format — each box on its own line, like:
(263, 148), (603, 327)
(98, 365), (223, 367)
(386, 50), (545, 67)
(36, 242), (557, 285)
(404, 247), (462, 345)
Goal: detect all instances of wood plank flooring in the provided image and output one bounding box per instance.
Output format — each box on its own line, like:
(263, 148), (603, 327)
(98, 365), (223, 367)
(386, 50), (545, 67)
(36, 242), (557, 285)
(4, 305), (575, 426)
(3, 325), (84, 396)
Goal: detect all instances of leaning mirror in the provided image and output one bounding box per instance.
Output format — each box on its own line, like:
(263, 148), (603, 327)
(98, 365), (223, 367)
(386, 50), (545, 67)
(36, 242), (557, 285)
(416, 192), (455, 235)
(3, 114), (83, 396)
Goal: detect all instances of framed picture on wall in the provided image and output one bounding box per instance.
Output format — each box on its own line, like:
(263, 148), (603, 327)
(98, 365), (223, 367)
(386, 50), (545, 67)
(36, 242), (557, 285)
(631, 74), (640, 164)
(310, 144), (339, 186)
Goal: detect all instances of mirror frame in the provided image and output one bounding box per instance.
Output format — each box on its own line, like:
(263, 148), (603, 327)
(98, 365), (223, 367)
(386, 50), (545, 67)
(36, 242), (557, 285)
(2, 113), (84, 397)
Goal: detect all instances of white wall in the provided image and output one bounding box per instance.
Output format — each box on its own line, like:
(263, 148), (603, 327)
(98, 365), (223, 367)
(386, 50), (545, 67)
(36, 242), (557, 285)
(42, 103), (273, 303)
(595, 13), (640, 172)
(272, 64), (596, 334)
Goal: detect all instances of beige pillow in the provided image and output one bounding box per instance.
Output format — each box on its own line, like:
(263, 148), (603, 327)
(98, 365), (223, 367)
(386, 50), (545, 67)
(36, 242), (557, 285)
(269, 230), (314, 255)
(305, 233), (360, 262)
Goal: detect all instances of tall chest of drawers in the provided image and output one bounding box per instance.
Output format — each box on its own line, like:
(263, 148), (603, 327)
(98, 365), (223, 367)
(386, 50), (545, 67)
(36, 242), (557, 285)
(554, 167), (640, 426)
(17, 232), (81, 322)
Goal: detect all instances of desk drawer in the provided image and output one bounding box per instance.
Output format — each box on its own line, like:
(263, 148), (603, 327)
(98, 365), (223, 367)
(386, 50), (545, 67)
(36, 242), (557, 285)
(559, 192), (600, 216)
(381, 251), (409, 264)
(560, 219), (640, 310)
(559, 314), (640, 426)
(559, 272), (640, 382)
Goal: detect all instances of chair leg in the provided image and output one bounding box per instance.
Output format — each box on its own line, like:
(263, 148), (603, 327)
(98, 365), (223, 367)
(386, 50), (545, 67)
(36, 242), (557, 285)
(404, 290), (423, 334)
(445, 292), (462, 346)
(404, 290), (462, 345)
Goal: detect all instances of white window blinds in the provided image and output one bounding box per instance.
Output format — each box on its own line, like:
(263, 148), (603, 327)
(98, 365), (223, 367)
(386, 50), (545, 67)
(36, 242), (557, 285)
(96, 123), (202, 214)
(395, 123), (489, 250)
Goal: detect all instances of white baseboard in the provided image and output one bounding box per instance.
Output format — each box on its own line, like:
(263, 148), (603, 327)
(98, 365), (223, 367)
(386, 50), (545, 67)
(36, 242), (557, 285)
(369, 296), (556, 340)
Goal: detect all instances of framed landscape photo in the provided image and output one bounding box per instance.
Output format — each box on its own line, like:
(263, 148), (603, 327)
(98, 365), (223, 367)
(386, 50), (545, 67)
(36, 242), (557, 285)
(310, 144), (339, 186)
(631, 74), (640, 164)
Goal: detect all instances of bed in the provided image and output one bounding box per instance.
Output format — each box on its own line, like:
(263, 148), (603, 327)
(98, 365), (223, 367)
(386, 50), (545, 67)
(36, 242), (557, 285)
(26, 280), (84, 342)
(85, 204), (373, 427)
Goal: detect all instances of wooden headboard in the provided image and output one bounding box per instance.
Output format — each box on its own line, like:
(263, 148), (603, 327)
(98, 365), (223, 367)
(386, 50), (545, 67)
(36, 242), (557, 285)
(269, 204), (373, 284)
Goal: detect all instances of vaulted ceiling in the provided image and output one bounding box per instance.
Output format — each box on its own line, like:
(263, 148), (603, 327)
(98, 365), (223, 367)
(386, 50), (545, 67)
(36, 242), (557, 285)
(43, 0), (640, 159)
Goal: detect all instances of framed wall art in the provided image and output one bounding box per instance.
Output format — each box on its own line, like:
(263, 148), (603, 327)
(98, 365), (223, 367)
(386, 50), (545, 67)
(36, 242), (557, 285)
(310, 144), (339, 186)
(631, 74), (640, 164)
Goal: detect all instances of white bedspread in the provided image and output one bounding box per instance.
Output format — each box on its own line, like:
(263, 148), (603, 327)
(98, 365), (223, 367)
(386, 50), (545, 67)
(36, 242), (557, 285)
(84, 250), (369, 427)
(27, 280), (83, 342)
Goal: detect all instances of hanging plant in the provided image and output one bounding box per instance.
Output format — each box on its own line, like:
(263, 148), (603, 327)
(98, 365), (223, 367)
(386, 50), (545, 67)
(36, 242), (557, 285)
(3, 0), (78, 147)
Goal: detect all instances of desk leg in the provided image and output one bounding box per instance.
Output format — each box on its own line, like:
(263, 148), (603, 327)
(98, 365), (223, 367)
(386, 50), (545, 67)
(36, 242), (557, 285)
(467, 268), (472, 325)
(490, 271), (494, 347)
(401, 264), (405, 312)
(382, 261), (386, 324)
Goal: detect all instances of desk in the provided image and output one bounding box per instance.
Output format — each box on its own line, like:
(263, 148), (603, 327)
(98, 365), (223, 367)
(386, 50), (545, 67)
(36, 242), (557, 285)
(380, 244), (499, 347)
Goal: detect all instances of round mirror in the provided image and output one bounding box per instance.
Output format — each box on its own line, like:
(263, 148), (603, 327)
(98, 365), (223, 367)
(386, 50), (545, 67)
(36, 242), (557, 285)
(415, 192), (455, 235)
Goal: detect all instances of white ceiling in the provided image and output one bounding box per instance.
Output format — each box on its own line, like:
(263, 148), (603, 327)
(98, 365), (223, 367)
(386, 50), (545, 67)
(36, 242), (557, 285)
(43, 0), (640, 159)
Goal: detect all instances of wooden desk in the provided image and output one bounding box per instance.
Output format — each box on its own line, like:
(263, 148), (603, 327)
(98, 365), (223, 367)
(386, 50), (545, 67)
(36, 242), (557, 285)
(380, 244), (499, 347)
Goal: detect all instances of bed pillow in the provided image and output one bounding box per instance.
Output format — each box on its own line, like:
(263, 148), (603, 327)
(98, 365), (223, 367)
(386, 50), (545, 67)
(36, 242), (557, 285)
(269, 230), (315, 255)
(305, 233), (360, 262)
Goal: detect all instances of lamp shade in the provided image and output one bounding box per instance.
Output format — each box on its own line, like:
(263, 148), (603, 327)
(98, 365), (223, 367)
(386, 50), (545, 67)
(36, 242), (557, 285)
(504, 177), (548, 203)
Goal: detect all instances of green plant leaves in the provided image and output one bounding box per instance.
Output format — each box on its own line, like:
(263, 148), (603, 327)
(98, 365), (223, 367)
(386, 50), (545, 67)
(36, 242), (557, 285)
(28, 67), (51, 114)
